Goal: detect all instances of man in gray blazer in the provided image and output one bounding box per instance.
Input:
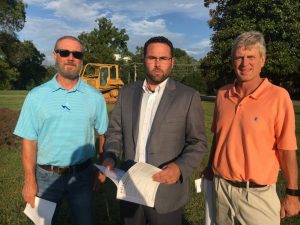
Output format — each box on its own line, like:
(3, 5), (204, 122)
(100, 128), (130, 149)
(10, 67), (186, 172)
(102, 36), (207, 225)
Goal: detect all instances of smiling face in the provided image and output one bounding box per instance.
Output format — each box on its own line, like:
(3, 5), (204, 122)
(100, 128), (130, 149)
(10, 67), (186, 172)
(232, 45), (266, 83)
(53, 38), (83, 80)
(144, 42), (174, 87)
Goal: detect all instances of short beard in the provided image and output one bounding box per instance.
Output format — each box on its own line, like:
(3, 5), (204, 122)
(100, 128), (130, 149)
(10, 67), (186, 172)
(145, 67), (171, 85)
(56, 61), (81, 80)
(60, 71), (79, 80)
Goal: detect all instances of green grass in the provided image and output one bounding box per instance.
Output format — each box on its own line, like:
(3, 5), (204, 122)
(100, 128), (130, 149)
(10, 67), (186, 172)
(0, 91), (299, 225)
(0, 90), (28, 111)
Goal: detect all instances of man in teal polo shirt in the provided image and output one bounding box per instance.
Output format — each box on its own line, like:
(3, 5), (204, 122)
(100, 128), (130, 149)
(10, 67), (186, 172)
(14, 36), (108, 225)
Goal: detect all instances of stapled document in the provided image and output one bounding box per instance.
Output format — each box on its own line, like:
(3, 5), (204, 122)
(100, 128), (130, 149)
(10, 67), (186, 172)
(95, 162), (161, 207)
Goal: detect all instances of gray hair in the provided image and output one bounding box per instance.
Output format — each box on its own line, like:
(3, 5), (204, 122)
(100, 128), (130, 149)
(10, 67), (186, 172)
(231, 31), (266, 57)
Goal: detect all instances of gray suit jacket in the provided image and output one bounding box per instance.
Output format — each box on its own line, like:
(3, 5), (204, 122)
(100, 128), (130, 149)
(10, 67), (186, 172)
(104, 78), (207, 213)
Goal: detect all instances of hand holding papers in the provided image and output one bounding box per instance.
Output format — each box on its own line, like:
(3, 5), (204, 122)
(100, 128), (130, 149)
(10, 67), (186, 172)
(24, 196), (56, 225)
(95, 164), (125, 186)
(95, 162), (161, 207)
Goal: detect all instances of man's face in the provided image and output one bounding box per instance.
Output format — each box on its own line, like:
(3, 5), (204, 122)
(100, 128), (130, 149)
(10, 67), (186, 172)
(232, 45), (266, 83)
(144, 43), (174, 85)
(53, 39), (83, 80)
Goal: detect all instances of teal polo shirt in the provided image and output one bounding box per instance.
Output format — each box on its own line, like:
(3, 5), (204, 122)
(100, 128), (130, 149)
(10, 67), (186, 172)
(14, 74), (108, 166)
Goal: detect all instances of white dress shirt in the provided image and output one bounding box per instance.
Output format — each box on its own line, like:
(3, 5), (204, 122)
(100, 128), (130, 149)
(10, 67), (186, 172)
(135, 78), (168, 162)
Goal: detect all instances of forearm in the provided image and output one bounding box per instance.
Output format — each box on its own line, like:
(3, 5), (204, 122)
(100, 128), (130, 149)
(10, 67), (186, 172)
(278, 150), (298, 189)
(22, 139), (37, 184)
(98, 134), (105, 154)
(278, 149), (299, 218)
(207, 135), (216, 168)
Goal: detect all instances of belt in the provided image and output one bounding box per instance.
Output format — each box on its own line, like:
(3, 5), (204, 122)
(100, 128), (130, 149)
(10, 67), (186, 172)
(225, 179), (267, 188)
(38, 159), (91, 175)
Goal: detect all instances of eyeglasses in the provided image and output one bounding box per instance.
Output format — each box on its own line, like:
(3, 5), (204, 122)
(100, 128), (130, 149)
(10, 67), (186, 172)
(145, 56), (172, 63)
(55, 49), (84, 60)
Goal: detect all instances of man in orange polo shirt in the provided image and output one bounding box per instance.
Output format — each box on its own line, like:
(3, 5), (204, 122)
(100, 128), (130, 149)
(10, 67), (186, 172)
(203, 31), (299, 225)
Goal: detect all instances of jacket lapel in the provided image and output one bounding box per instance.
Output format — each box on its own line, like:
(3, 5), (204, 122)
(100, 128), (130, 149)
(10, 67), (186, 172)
(132, 81), (143, 147)
(148, 79), (176, 138)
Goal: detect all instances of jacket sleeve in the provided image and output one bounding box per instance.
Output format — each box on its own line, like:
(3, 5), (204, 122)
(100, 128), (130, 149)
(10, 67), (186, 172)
(103, 88), (124, 163)
(174, 91), (208, 181)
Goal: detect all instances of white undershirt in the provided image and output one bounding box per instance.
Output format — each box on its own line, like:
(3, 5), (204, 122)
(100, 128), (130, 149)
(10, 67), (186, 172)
(135, 78), (168, 162)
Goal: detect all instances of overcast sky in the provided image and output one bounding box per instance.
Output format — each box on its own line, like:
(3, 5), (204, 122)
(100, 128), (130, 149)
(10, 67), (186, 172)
(18, 0), (214, 64)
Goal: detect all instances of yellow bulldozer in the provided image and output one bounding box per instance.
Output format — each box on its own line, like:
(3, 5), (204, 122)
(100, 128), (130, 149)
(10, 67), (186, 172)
(80, 63), (124, 104)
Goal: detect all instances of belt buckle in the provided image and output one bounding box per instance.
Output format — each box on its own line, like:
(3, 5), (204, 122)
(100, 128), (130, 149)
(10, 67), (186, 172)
(56, 166), (70, 174)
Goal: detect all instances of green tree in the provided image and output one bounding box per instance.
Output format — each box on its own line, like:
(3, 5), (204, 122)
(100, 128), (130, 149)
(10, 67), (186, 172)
(0, 33), (47, 90)
(12, 40), (47, 90)
(0, 32), (20, 89)
(43, 65), (57, 83)
(202, 0), (300, 96)
(78, 17), (129, 64)
(173, 48), (207, 93)
(0, 0), (26, 33)
(0, 58), (19, 89)
(0, 1), (48, 90)
(0, 0), (28, 89)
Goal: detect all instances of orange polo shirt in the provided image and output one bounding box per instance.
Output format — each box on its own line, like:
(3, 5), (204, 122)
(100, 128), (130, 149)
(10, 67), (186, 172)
(212, 78), (297, 184)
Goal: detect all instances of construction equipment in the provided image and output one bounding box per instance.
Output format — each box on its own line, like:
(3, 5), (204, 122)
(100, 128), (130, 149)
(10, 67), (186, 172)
(80, 63), (124, 104)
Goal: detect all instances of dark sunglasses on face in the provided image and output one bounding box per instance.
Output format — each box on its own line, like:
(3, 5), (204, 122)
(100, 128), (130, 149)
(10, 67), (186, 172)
(55, 49), (83, 59)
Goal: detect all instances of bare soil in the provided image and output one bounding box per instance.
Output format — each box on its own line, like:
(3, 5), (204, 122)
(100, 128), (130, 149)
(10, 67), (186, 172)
(0, 108), (21, 149)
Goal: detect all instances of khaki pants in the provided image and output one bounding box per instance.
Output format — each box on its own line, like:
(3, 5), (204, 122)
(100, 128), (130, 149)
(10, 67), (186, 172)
(213, 177), (280, 225)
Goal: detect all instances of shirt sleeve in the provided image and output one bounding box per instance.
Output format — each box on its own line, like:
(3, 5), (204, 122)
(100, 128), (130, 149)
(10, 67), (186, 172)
(275, 91), (298, 151)
(14, 91), (39, 140)
(94, 93), (108, 135)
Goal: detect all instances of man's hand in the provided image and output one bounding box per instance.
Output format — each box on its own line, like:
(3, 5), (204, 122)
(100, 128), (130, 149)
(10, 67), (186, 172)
(93, 170), (107, 191)
(102, 158), (115, 171)
(280, 195), (300, 218)
(94, 158), (116, 190)
(152, 162), (181, 184)
(22, 180), (38, 208)
(201, 166), (214, 180)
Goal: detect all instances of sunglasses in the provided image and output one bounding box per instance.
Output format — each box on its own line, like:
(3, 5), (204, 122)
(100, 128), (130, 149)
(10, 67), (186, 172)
(55, 49), (83, 59)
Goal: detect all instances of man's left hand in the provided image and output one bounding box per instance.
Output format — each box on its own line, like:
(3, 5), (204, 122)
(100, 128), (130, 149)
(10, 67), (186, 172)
(93, 170), (107, 191)
(280, 195), (300, 218)
(152, 162), (181, 184)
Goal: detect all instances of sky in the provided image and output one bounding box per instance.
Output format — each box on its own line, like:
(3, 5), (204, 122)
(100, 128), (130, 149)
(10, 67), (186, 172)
(18, 0), (214, 64)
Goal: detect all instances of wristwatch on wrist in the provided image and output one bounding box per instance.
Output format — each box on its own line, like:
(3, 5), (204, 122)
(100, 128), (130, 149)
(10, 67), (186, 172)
(286, 188), (300, 196)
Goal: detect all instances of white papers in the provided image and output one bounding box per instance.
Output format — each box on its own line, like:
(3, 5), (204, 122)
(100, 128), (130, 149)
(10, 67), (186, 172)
(24, 197), (56, 225)
(194, 178), (203, 193)
(94, 164), (125, 186)
(95, 162), (161, 207)
(117, 162), (161, 207)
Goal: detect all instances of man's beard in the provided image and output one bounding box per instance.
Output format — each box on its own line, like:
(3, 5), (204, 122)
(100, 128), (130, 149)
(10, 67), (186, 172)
(146, 67), (171, 84)
(56, 61), (81, 80)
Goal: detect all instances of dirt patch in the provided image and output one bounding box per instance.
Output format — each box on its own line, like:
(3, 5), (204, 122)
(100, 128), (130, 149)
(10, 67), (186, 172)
(0, 108), (21, 149)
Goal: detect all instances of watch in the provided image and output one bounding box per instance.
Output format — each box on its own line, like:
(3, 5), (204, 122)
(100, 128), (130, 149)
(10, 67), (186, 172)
(286, 188), (300, 196)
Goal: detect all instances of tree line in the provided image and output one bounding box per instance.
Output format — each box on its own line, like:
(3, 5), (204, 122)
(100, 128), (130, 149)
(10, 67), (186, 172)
(1, 0), (299, 97)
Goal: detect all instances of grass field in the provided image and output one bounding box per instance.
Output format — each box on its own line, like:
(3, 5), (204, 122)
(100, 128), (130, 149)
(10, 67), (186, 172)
(0, 90), (299, 225)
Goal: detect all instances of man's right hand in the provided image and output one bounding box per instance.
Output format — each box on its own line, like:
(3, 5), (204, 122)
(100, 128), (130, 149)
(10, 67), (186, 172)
(94, 158), (116, 190)
(22, 180), (38, 208)
(102, 158), (115, 170)
(201, 166), (214, 180)
(99, 158), (116, 183)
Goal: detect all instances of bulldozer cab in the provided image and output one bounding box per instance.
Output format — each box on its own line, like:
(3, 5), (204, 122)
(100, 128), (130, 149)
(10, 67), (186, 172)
(80, 63), (124, 103)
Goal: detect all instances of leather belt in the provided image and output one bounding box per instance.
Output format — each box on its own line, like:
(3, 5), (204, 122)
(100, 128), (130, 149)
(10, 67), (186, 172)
(38, 159), (91, 175)
(225, 179), (267, 188)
